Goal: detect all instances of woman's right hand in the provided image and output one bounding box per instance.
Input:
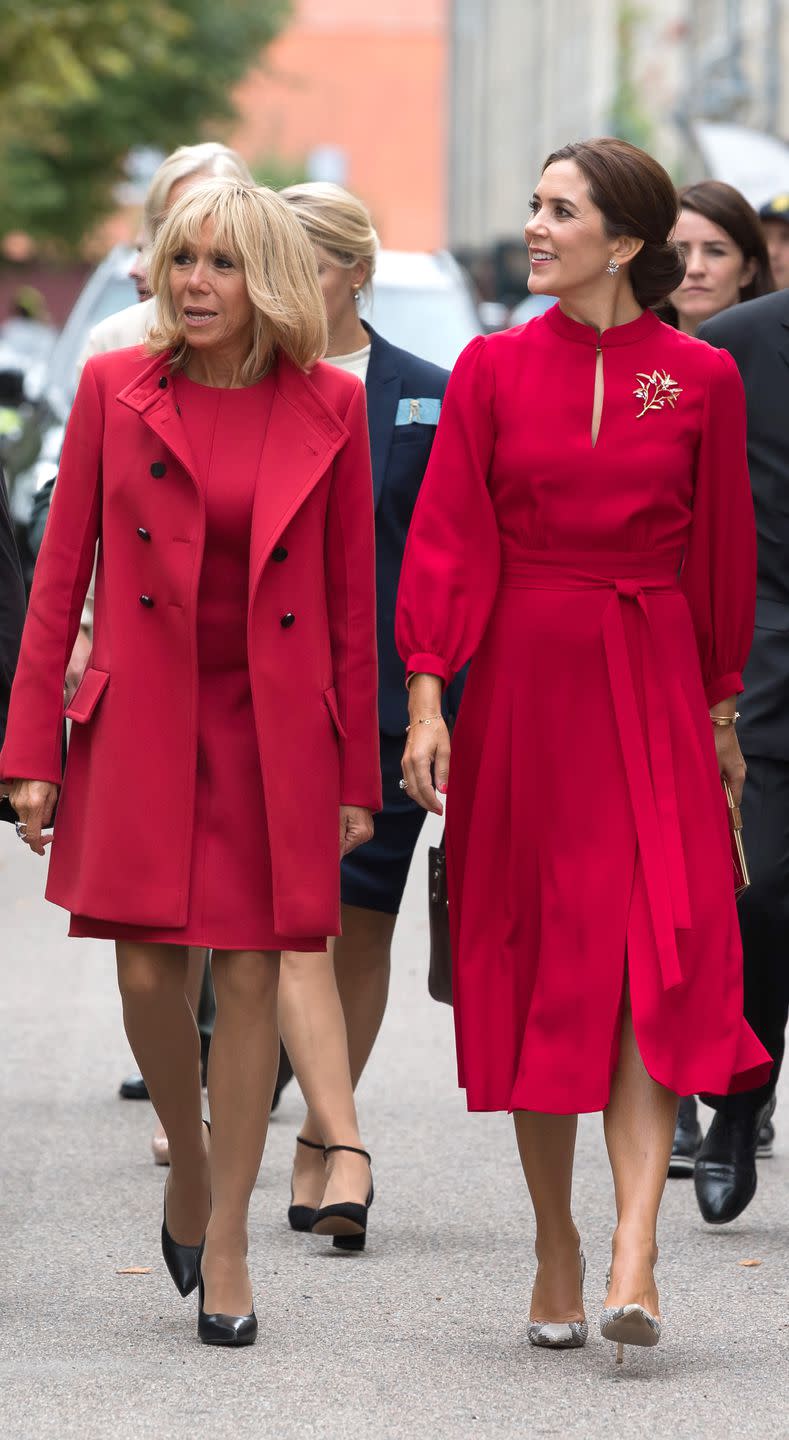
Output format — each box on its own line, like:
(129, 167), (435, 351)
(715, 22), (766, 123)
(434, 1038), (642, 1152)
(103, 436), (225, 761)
(401, 674), (451, 816)
(8, 779), (58, 855)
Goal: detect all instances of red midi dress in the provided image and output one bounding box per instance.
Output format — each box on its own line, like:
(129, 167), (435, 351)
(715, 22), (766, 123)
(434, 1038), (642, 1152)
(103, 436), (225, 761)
(395, 306), (772, 1114)
(71, 372), (324, 952)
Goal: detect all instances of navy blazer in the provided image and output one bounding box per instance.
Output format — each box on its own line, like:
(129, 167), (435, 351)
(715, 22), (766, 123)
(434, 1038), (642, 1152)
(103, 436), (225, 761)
(363, 324), (463, 735)
(698, 294), (789, 760)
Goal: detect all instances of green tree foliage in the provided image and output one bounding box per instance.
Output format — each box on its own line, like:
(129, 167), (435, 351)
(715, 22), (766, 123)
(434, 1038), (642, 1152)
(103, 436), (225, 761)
(0, 0), (290, 250)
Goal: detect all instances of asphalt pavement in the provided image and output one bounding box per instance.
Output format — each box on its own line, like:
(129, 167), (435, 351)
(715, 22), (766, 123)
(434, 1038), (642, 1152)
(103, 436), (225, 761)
(1, 817), (787, 1440)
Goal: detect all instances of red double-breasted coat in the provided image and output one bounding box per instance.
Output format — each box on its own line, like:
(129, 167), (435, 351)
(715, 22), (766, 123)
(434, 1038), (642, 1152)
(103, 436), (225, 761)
(1, 346), (382, 937)
(396, 307), (771, 1113)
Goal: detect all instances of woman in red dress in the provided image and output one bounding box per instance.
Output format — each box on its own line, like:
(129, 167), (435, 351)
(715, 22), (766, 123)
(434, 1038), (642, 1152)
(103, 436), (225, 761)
(396, 139), (771, 1362)
(1, 179), (381, 1347)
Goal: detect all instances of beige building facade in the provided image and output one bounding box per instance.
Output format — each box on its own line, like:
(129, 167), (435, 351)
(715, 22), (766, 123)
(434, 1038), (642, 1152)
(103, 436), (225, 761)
(449, 0), (789, 249)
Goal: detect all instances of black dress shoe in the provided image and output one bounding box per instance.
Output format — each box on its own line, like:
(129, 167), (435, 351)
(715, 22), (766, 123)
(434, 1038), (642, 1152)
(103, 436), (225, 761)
(197, 1250), (257, 1347)
(119, 1071), (149, 1101)
(668, 1096), (702, 1177)
(694, 1110), (760, 1224)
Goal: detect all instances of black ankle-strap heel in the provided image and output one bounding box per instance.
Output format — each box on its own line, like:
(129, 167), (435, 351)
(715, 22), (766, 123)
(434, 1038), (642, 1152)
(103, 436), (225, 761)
(288, 1135), (326, 1232)
(310, 1144), (374, 1252)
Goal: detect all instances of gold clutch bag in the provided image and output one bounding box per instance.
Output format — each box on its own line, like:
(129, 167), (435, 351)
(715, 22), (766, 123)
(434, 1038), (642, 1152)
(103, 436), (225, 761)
(723, 779), (750, 899)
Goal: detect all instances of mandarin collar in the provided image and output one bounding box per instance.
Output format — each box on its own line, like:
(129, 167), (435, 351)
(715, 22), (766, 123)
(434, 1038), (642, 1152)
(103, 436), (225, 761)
(545, 304), (660, 348)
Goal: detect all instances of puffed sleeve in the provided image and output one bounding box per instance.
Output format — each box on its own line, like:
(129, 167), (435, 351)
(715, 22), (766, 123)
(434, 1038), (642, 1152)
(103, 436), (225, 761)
(395, 335), (500, 685)
(680, 348), (756, 707)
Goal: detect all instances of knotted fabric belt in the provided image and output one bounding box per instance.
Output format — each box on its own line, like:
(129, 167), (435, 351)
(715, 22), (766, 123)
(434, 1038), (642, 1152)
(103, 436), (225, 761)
(501, 548), (688, 991)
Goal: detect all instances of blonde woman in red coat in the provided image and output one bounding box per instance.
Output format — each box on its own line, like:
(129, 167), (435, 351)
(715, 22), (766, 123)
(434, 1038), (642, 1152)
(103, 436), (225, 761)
(396, 140), (771, 1363)
(1, 179), (381, 1348)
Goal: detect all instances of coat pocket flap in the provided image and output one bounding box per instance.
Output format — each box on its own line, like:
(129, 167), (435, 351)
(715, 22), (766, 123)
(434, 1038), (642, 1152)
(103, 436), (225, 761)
(65, 667), (110, 723)
(322, 686), (347, 739)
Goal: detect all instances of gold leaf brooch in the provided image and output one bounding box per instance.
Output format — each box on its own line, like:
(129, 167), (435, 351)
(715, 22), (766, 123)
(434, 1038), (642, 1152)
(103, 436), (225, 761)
(633, 370), (682, 418)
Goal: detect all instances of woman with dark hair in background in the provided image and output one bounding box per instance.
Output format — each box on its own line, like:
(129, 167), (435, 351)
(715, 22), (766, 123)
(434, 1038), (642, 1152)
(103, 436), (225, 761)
(663, 181), (775, 1178)
(396, 138), (770, 1364)
(663, 180), (773, 337)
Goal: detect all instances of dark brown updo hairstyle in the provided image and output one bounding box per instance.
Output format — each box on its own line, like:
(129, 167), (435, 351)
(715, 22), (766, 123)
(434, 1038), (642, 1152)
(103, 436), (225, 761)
(542, 137), (685, 306)
(661, 180), (773, 326)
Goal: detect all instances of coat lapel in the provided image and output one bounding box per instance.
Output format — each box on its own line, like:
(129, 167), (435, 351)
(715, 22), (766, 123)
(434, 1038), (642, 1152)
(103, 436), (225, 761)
(116, 350), (349, 603)
(115, 352), (201, 487)
(249, 353), (349, 597)
(363, 325), (401, 511)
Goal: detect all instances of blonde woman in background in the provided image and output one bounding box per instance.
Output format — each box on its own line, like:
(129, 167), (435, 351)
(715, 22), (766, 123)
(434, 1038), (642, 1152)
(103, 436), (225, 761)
(82, 142), (255, 364)
(275, 183), (462, 1251)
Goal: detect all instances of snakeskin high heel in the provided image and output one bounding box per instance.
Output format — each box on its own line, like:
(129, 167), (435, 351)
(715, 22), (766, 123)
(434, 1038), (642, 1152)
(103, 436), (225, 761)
(599, 1304), (661, 1363)
(527, 1250), (588, 1350)
(600, 1263), (662, 1363)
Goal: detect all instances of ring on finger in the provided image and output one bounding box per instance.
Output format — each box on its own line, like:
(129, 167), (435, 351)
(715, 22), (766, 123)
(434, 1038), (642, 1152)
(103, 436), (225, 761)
(398, 778), (409, 792)
(14, 820), (29, 840)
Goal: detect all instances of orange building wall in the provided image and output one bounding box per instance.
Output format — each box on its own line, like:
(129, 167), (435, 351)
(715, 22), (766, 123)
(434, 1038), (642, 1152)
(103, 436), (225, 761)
(229, 0), (449, 250)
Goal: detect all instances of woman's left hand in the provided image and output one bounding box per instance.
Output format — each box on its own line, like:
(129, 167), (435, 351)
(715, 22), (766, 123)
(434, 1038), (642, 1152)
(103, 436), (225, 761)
(714, 724), (747, 806)
(339, 805), (374, 858)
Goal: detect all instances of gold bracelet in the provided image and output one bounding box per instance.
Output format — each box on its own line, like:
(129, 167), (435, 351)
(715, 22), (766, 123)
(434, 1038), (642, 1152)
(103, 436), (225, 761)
(405, 713), (444, 731)
(710, 712), (740, 727)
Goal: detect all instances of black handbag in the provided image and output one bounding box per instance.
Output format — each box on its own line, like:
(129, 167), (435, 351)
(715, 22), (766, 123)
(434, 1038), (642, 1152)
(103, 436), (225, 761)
(427, 830), (453, 1005)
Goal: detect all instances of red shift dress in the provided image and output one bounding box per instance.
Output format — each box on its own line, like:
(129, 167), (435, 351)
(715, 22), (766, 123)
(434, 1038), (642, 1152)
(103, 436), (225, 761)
(71, 372), (324, 952)
(396, 306), (772, 1114)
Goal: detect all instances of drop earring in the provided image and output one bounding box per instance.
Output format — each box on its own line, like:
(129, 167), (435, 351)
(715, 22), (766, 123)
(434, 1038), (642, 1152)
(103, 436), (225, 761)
(606, 258), (620, 276)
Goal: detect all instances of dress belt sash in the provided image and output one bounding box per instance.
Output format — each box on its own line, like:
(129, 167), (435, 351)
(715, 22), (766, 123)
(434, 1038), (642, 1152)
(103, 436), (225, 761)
(500, 549), (689, 991)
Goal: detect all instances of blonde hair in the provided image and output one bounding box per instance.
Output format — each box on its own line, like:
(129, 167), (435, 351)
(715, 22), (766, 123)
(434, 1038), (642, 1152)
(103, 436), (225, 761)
(146, 178), (328, 380)
(280, 182), (379, 296)
(143, 142), (254, 240)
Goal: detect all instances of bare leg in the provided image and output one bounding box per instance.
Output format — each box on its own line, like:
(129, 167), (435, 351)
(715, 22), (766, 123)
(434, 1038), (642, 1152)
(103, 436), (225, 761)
(603, 992), (678, 1315)
(152, 946), (208, 1154)
(116, 942), (209, 1243)
(200, 948), (280, 1315)
(513, 1111), (584, 1322)
(278, 946), (371, 1209)
(333, 903), (396, 1086)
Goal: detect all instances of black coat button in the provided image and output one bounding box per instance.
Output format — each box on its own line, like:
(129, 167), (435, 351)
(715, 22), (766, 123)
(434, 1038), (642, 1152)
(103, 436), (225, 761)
(137, 526), (151, 541)
(280, 612), (295, 629)
(139, 594), (155, 608)
(158, 376), (168, 389)
(150, 462), (166, 478)
(272, 545), (288, 562)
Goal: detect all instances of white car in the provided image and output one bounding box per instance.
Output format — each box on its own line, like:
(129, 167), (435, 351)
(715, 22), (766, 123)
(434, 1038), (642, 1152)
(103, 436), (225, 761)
(361, 249), (481, 367)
